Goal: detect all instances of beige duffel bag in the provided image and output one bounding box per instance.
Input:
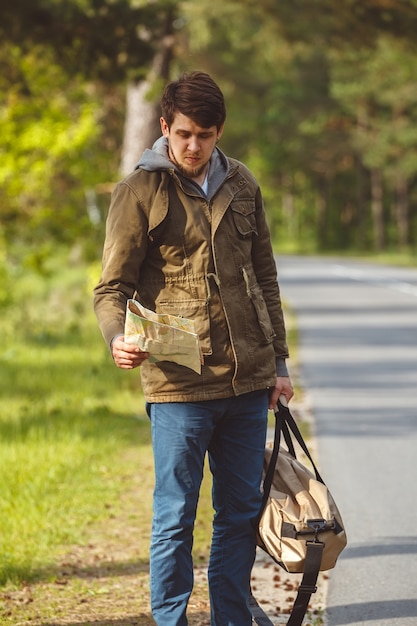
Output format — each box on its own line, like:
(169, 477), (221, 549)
(252, 398), (347, 626)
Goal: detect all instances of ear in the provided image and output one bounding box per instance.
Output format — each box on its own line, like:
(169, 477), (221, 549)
(160, 117), (169, 137)
(216, 123), (225, 142)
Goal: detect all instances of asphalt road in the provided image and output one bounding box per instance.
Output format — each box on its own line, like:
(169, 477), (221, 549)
(275, 255), (417, 626)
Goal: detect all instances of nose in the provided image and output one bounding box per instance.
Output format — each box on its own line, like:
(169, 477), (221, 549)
(188, 135), (200, 152)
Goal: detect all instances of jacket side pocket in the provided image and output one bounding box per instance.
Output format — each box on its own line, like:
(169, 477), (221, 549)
(241, 267), (275, 343)
(155, 299), (213, 356)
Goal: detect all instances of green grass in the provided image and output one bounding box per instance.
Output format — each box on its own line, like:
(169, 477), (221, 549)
(274, 243), (417, 268)
(0, 257), (151, 586)
(0, 315), (151, 585)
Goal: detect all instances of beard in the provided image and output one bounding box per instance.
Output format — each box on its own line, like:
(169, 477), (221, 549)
(168, 147), (208, 181)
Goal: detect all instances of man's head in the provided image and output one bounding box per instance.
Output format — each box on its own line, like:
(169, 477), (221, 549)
(160, 71), (226, 182)
(160, 71), (226, 132)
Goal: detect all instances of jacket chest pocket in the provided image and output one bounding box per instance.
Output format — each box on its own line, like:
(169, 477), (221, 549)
(231, 199), (258, 237)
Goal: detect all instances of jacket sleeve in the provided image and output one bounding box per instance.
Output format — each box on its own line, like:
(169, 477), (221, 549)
(93, 181), (149, 347)
(251, 186), (289, 361)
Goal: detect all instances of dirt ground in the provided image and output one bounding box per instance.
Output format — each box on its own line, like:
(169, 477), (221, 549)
(0, 495), (327, 626)
(0, 537), (326, 626)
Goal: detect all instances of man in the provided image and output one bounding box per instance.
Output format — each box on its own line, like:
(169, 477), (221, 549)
(94, 71), (293, 626)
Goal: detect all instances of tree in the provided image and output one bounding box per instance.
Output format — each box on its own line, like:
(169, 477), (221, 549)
(0, 44), (119, 249)
(0, 0), (165, 83)
(120, 9), (176, 175)
(181, 0), (417, 251)
(0, 0), (181, 251)
(331, 37), (417, 249)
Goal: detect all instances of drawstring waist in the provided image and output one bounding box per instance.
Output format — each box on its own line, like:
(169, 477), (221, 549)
(205, 272), (221, 300)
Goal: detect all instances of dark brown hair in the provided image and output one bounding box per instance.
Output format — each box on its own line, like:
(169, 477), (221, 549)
(161, 71), (226, 131)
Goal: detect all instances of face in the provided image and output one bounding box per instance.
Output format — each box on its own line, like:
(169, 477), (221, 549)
(160, 112), (224, 183)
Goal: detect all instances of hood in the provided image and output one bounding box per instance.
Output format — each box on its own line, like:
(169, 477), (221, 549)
(135, 136), (229, 199)
(136, 136), (173, 172)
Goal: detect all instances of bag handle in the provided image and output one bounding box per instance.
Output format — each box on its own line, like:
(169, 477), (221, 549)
(260, 397), (324, 518)
(276, 397), (325, 484)
(259, 409), (282, 514)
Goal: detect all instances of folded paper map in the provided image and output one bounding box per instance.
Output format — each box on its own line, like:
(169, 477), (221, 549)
(124, 299), (203, 374)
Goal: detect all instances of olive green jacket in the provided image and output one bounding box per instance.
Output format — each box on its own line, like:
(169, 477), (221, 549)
(94, 146), (288, 402)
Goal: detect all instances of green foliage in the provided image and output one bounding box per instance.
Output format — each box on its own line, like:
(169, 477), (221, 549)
(0, 0), (174, 82)
(0, 232), (13, 308)
(331, 37), (417, 173)
(1, 0), (417, 256)
(0, 44), (120, 251)
(180, 0), (417, 252)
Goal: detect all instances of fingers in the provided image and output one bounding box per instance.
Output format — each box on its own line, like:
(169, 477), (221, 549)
(115, 349), (149, 369)
(111, 337), (149, 369)
(268, 376), (294, 410)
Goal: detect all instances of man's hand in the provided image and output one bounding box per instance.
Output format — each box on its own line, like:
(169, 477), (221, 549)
(111, 335), (149, 369)
(268, 376), (294, 410)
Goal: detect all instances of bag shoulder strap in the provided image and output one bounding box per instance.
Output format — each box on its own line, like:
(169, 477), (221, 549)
(287, 540), (324, 626)
(251, 544), (324, 626)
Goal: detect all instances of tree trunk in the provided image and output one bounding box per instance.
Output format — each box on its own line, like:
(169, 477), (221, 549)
(120, 32), (174, 176)
(370, 168), (384, 251)
(355, 108), (370, 250)
(316, 176), (327, 250)
(355, 155), (367, 250)
(394, 176), (409, 248)
(282, 173), (296, 240)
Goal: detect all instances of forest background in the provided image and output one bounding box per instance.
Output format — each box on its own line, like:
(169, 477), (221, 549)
(1, 0), (417, 617)
(2, 0), (417, 266)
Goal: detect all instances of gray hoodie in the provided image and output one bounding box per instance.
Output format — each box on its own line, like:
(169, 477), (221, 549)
(136, 136), (229, 200)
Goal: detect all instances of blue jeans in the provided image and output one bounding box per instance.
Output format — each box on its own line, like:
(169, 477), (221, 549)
(148, 390), (268, 626)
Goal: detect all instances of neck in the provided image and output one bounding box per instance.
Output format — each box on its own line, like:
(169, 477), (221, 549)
(191, 165), (209, 186)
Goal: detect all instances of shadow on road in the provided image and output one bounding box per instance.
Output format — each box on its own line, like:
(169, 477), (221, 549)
(328, 598), (417, 625)
(339, 536), (417, 560)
